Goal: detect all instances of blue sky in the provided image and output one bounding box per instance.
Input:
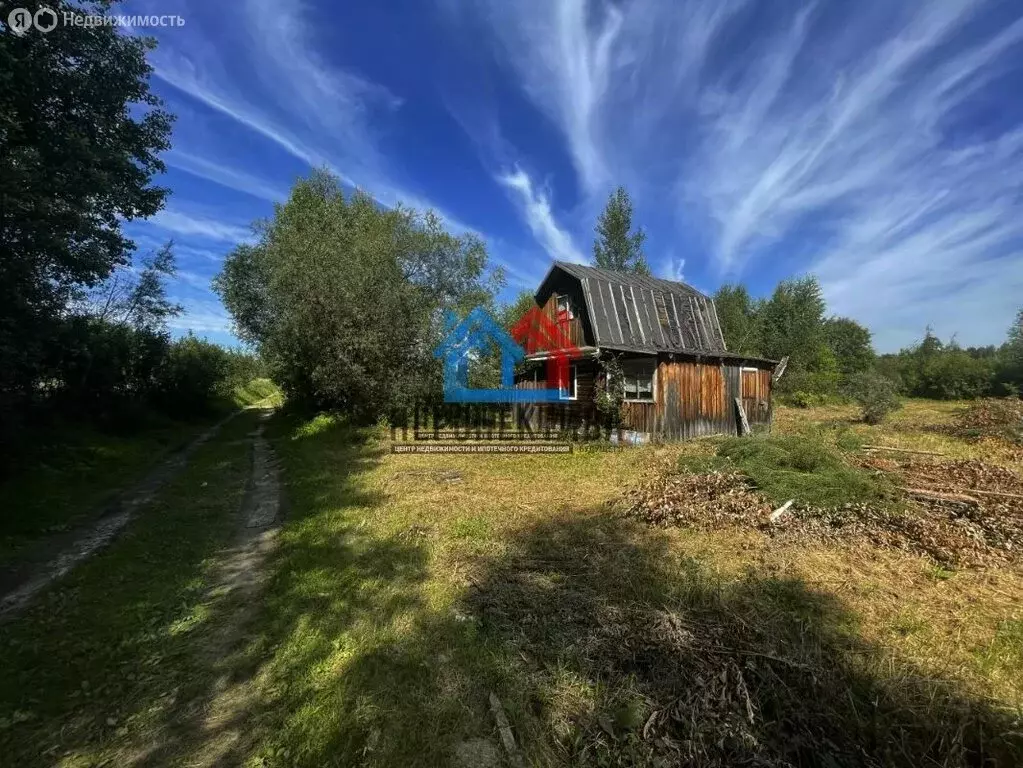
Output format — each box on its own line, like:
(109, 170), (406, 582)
(121, 0), (1023, 352)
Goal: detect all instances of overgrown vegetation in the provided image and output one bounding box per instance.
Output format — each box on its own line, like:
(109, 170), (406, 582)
(1, 0), (172, 446)
(679, 434), (893, 509)
(214, 172), (502, 420)
(845, 369), (904, 424)
(0, 8), (265, 461)
(715, 281), (1023, 404)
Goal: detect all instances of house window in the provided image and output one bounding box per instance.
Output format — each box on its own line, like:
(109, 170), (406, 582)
(559, 364), (578, 400)
(621, 359), (656, 402)
(556, 294), (573, 320)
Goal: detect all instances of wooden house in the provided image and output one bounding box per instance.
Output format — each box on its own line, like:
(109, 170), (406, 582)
(514, 262), (777, 440)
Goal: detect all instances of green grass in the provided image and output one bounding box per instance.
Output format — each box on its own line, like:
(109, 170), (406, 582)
(3, 403), (1022, 766)
(0, 418), (209, 565)
(0, 411), (260, 765)
(678, 434), (895, 508)
(224, 412), (1021, 767)
(232, 377), (284, 408)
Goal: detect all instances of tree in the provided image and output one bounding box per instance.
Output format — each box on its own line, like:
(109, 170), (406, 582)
(713, 284), (762, 356)
(501, 290), (539, 331)
(824, 317), (874, 378)
(0, 0), (173, 417)
(758, 276), (838, 396)
(593, 186), (649, 274)
(84, 242), (183, 332)
(215, 171), (501, 419)
(845, 370), (902, 425)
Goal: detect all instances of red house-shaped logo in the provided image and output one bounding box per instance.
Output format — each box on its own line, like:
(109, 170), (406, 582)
(510, 306), (583, 392)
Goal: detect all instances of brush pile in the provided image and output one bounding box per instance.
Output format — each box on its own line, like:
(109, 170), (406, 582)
(944, 398), (1023, 444)
(621, 456), (1023, 567)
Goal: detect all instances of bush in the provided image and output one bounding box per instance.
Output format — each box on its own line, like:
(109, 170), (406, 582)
(845, 371), (902, 425)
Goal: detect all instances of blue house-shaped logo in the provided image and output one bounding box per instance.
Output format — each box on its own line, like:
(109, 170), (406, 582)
(434, 307), (564, 403)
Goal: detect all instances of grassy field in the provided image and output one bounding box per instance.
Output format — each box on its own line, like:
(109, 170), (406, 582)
(1, 399), (1021, 766)
(236, 400), (1022, 766)
(0, 419), (208, 567)
(0, 379), (281, 569)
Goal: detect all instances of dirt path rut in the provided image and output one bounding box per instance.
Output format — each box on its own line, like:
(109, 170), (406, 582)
(0, 413), (237, 618)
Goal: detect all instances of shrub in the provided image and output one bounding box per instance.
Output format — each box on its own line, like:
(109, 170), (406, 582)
(845, 371), (902, 425)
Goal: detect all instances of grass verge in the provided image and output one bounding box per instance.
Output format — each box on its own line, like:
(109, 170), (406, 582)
(0, 410), (260, 766)
(0, 418), (209, 566)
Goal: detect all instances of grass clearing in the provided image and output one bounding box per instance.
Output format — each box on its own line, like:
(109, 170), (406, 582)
(3, 400), (1022, 765)
(220, 405), (1023, 766)
(0, 411), (262, 765)
(706, 433), (894, 508)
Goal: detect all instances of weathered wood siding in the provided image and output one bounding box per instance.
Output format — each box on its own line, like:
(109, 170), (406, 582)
(514, 361), (601, 433)
(619, 355), (773, 438)
(523, 272), (593, 354)
(514, 354), (773, 440)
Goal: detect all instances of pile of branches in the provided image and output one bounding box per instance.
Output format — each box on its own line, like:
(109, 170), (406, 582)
(943, 398), (1023, 445)
(621, 459), (1023, 567)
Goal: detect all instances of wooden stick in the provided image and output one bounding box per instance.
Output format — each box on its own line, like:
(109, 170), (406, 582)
(863, 445), (946, 456)
(769, 499), (794, 522)
(903, 487), (979, 505)
(489, 692), (524, 768)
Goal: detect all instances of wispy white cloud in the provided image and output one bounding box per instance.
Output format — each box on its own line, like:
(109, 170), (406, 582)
(165, 150), (287, 202)
(463, 0), (1023, 348)
(497, 167), (586, 263)
(148, 209), (254, 243)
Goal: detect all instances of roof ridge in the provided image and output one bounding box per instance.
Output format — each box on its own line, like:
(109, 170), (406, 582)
(551, 260), (705, 298)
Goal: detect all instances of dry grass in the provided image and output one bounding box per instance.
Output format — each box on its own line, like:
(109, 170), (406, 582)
(229, 402), (1023, 766)
(8, 402), (1015, 764)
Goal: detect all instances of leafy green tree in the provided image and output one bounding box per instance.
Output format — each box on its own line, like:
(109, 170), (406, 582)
(845, 370), (902, 425)
(824, 317), (875, 377)
(998, 307), (1023, 395)
(501, 290), (538, 330)
(1, 0), (172, 423)
(758, 276), (838, 397)
(713, 284), (762, 356)
(593, 186), (649, 274)
(215, 171), (500, 419)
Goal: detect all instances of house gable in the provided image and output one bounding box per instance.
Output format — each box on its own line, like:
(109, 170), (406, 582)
(534, 261), (730, 357)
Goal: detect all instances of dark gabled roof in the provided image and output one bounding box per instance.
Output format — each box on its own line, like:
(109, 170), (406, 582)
(536, 261), (730, 357)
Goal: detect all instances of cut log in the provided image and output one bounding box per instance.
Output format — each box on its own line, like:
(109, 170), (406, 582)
(735, 397), (751, 436)
(863, 445), (946, 456)
(769, 499), (794, 523)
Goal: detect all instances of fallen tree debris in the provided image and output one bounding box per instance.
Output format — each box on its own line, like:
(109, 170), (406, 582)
(862, 445), (946, 456)
(621, 455), (1023, 568)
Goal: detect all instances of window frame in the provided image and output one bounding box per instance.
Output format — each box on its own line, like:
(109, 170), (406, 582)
(619, 360), (657, 404)
(558, 363), (578, 401)
(555, 294), (574, 320)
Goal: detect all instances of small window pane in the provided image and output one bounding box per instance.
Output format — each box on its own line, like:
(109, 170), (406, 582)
(636, 375), (653, 399)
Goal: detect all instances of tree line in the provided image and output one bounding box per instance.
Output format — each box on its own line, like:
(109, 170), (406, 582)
(1, 3), (264, 459)
(713, 280), (1023, 404)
